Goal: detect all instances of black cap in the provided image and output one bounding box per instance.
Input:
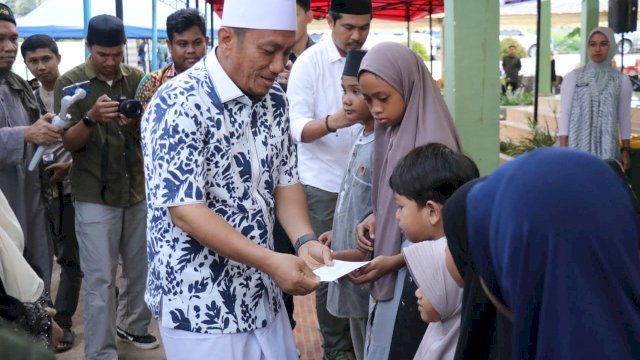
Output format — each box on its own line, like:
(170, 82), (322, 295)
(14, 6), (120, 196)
(343, 49), (367, 77)
(0, 3), (15, 25)
(330, 0), (372, 15)
(87, 14), (126, 47)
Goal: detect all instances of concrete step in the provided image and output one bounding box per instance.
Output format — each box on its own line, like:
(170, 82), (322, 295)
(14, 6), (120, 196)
(500, 120), (532, 142)
(504, 107), (559, 130)
(506, 104), (640, 133)
(500, 118), (558, 142)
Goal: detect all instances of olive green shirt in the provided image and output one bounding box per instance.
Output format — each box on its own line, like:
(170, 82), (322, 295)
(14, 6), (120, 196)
(54, 59), (145, 207)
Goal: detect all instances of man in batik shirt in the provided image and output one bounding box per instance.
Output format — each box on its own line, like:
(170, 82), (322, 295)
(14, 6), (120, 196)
(135, 8), (208, 110)
(141, 0), (331, 358)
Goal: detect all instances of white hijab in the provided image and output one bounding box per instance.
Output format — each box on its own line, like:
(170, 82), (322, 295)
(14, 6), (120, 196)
(403, 238), (463, 360)
(0, 189), (43, 302)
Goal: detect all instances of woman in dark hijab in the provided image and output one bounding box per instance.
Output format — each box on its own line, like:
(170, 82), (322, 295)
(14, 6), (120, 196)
(443, 179), (511, 360)
(467, 147), (640, 359)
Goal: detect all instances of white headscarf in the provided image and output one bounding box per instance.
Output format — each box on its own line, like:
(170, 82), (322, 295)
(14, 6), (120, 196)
(0, 189), (43, 302)
(403, 238), (463, 360)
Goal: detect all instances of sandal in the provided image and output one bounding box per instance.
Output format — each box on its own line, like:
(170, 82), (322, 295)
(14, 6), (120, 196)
(55, 328), (75, 353)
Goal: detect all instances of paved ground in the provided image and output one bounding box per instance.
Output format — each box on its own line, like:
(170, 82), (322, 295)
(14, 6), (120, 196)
(52, 262), (323, 360)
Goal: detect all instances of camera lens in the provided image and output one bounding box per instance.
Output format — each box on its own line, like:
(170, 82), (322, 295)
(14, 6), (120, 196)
(119, 100), (143, 118)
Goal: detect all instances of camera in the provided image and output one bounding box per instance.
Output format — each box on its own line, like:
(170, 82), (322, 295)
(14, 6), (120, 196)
(110, 96), (143, 119)
(42, 153), (57, 168)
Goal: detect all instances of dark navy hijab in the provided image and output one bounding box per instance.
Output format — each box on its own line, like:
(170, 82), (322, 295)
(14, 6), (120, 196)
(467, 147), (640, 359)
(444, 178), (511, 360)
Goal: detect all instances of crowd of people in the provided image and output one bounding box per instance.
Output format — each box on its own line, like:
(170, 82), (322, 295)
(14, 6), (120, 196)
(0, 0), (639, 359)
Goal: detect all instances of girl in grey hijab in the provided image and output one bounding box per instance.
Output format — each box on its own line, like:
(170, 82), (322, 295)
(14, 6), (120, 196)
(558, 26), (632, 170)
(350, 42), (461, 359)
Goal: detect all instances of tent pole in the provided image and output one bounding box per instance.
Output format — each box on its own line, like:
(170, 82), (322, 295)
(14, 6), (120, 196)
(115, 0), (122, 19)
(152, 0), (158, 71)
(406, 4), (411, 47)
(429, 3), (433, 71)
(115, 0), (125, 64)
(204, 1), (208, 38)
(83, 0), (90, 59)
(210, 3), (214, 47)
(533, 0), (541, 125)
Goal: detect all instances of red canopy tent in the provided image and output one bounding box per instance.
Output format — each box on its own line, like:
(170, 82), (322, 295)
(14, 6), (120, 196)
(207, 0), (444, 22)
(309, 0), (444, 21)
(206, 0), (445, 66)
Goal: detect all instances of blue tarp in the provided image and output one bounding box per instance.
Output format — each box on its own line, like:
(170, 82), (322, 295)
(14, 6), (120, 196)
(17, 0), (219, 39)
(16, 25), (168, 39)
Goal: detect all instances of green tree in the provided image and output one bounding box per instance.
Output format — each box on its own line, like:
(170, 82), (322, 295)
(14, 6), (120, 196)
(553, 28), (580, 54)
(402, 40), (431, 61)
(500, 38), (527, 59)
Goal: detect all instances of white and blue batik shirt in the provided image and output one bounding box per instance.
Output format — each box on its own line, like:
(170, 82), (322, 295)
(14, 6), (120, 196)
(141, 52), (298, 334)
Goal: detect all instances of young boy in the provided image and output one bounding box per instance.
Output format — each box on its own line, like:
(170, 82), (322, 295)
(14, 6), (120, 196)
(389, 143), (479, 359)
(21, 34), (81, 353)
(389, 143), (479, 245)
(319, 49), (372, 360)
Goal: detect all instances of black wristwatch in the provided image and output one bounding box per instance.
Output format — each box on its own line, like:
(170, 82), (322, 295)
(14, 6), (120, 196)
(82, 114), (95, 127)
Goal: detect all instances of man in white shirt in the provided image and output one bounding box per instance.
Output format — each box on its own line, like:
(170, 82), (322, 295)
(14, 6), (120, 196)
(287, 0), (372, 358)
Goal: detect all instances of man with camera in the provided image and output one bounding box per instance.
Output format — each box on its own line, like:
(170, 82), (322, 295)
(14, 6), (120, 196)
(54, 14), (158, 359)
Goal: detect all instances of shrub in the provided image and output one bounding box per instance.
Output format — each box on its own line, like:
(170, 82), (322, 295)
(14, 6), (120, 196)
(553, 28), (580, 54)
(500, 116), (557, 157)
(500, 38), (527, 58)
(402, 40), (431, 61)
(500, 87), (534, 106)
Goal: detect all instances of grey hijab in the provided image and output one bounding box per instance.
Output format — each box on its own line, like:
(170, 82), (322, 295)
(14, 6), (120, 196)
(586, 27), (617, 92)
(568, 26), (622, 159)
(359, 42), (462, 300)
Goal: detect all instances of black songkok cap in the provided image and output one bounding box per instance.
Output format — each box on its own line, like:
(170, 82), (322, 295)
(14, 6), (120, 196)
(87, 14), (126, 47)
(343, 49), (367, 77)
(0, 3), (15, 25)
(330, 0), (372, 15)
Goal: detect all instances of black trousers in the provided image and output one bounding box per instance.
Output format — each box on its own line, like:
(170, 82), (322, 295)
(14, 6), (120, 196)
(50, 194), (82, 329)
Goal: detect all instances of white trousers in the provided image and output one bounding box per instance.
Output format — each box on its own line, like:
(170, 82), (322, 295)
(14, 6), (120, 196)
(160, 309), (297, 360)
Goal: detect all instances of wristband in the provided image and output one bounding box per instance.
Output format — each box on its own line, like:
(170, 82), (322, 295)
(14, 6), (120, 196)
(294, 233), (318, 254)
(325, 115), (336, 133)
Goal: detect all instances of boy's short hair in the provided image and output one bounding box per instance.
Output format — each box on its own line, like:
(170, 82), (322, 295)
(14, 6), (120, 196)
(389, 143), (480, 207)
(20, 34), (59, 59)
(296, 0), (311, 13)
(166, 8), (206, 42)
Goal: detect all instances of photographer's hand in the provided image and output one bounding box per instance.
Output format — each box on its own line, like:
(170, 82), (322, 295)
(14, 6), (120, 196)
(118, 114), (142, 141)
(45, 161), (72, 183)
(118, 113), (140, 127)
(87, 95), (119, 124)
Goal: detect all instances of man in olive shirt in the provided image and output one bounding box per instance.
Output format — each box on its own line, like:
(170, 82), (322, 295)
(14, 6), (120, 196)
(54, 15), (158, 359)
